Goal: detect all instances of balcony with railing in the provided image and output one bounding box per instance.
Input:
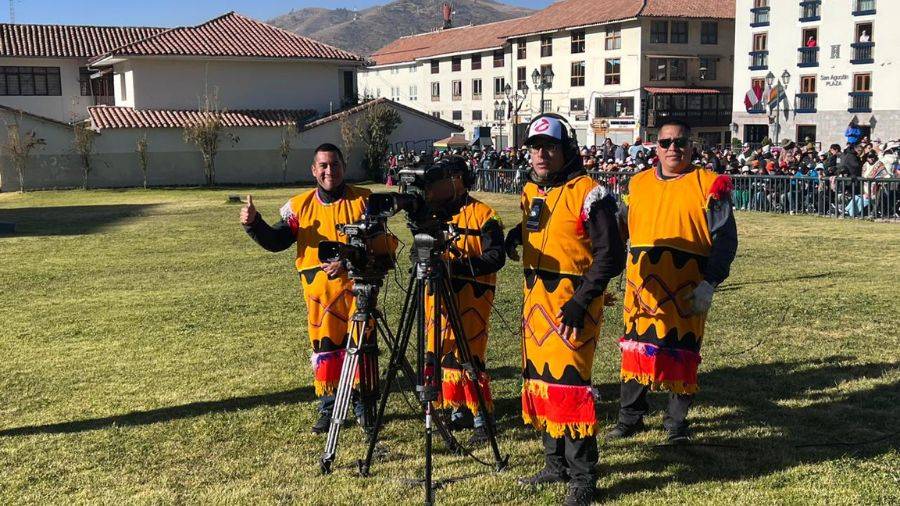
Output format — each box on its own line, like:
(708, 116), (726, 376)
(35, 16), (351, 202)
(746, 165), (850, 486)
(795, 93), (817, 113)
(749, 50), (769, 70)
(799, 1), (821, 21)
(748, 102), (766, 114)
(798, 47), (819, 67)
(848, 92), (872, 113)
(751, 7), (770, 27)
(852, 0), (876, 16)
(850, 42), (874, 64)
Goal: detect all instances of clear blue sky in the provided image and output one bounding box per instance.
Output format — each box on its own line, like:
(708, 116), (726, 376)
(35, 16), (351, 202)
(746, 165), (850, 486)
(6, 0), (554, 27)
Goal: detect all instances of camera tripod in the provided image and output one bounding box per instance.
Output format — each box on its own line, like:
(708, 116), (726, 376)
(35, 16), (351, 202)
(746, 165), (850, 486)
(358, 229), (508, 505)
(319, 277), (460, 474)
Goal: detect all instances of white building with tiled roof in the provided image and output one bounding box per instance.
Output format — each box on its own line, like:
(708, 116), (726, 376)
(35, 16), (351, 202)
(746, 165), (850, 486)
(0, 12), (463, 191)
(359, 0), (737, 148)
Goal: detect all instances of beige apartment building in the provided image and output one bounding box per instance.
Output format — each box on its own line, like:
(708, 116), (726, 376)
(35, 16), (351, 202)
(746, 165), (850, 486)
(359, 0), (736, 149)
(732, 0), (898, 147)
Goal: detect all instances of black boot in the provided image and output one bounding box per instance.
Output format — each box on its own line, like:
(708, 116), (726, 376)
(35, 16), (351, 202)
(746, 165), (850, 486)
(517, 466), (569, 486)
(605, 420), (645, 440)
(311, 412), (331, 434)
(564, 484), (596, 506)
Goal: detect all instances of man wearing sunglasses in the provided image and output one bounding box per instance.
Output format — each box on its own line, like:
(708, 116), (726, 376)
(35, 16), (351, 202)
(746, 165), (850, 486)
(505, 114), (626, 506)
(609, 119), (738, 444)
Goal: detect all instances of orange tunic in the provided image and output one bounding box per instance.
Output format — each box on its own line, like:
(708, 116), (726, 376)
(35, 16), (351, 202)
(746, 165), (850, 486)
(520, 175), (608, 438)
(280, 185), (370, 396)
(621, 167), (718, 394)
(425, 198), (500, 415)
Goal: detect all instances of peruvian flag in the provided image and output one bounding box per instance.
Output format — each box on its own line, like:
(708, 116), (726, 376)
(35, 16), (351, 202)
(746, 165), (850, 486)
(744, 82), (762, 112)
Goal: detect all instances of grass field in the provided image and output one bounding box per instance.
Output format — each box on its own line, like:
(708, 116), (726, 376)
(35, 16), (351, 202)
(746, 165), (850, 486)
(1, 185), (898, 505)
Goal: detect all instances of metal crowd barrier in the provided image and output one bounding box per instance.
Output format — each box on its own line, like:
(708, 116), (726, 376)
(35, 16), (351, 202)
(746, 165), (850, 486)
(472, 169), (900, 220)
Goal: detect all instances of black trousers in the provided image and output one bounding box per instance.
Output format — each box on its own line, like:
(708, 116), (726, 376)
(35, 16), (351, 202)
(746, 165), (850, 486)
(542, 432), (598, 487)
(617, 379), (693, 432)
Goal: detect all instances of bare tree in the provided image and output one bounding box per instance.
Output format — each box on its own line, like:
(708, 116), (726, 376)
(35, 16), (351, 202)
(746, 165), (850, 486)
(136, 132), (150, 189)
(183, 91), (238, 187)
(2, 115), (45, 193)
(73, 122), (97, 190)
(279, 124), (295, 184)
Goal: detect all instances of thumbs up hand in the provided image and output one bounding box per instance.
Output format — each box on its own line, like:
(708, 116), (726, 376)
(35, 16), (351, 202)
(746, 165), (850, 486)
(240, 194), (258, 226)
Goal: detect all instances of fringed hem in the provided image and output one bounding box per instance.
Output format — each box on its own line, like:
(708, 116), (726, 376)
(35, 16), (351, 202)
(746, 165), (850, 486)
(314, 379), (340, 397)
(522, 413), (598, 439)
(521, 379), (597, 439)
(439, 368), (494, 415)
(619, 372), (699, 394)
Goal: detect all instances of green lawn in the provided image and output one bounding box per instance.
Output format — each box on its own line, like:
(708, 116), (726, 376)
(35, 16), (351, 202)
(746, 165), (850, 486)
(0, 185), (898, 505)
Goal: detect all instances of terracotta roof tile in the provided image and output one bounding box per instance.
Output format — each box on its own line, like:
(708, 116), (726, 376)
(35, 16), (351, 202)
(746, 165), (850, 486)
(90, 12), (362, 64)
(299, 97), (463, 133)
(88, 106), (316, 130)
(369, 0), (735, 64)
(0, 23), (166, 58)
(641, 0), (735, 18)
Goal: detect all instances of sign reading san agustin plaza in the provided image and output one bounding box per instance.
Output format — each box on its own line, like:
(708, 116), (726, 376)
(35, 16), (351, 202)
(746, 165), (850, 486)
(820, 74), (850, 87)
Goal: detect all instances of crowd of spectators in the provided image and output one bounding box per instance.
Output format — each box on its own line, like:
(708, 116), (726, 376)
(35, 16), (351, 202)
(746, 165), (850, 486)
(386, 133), (900, 218)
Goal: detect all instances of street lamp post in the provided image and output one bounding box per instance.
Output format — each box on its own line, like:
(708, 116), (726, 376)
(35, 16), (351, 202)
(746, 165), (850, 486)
(504, 82), (528, 148)
(531, 67), (554, 114)
(766, 69), (791, 144)
(494, 99), (507, 150)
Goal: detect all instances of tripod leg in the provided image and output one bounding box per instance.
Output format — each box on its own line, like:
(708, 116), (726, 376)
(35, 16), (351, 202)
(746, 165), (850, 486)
(439, 277), (508, 472)
(320, 318), (366, 474)
(359, 277), (419, 477)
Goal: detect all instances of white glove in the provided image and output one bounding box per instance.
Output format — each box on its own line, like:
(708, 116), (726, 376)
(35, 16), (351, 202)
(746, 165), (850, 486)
(688, 280), (715, 315)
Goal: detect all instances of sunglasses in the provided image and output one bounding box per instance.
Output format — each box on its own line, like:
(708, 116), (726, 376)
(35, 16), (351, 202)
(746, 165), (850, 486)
(658, 137), (689, 150)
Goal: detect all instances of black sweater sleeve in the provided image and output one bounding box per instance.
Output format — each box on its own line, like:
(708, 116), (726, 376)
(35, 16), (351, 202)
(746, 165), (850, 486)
(450, 218), (506, 277)
(243, 214), (296, 252)
(572, 194), (627, 308)
(704, 198), (738, 286)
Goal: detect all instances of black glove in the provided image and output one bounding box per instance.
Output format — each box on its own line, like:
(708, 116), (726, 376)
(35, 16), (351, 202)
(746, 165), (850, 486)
(559, 299), (587, 329)
(504, 225), (522, 261)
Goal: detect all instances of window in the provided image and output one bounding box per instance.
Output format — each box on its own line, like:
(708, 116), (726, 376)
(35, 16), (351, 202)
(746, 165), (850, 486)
(753, 33), (767, 51)
(754, 0), (768, 7)
(471, 54), (482, 70)
(571, 30), (585, 53)
(751, 32), (768, 68)
(517, 66), (527, 90)
(800, 0), (821, 21)
(541, 35), (553, 57)
(452, 110), (462, 121)
(472, 110), (483, 121)
(472, 79), (483, 98)
(516, 38), (527, 59)
(79, 67), (113, 97)
(431, 82), (440, 100)
(671, 21), (688, 44)
(410, 65), (417, 73)
(856, 22), (873, 42)
(119, 73), (127, 100)
(0, 66), (62, 96)
(493, 50), (504, 68)
(831, 45), (840, 59)
(752, 0), (770, 25)
(800, 75), (816, 93)
(597, 97), (634, 118)
(494, 77), (505, 98)
(571, 61), (585, 87)
(390, 67), (400, 75)
(391, 86), (401, 101)
(432, 111), (441, 118)
(431, 60), (439, 74)
(699, 57), (717, 80)
(570, 98), (585, 111)
(669, 59), (686, 80)
(604, 58), (621, 85)
(650, 58), (668, 81)
(651, 21), (668, 43)
(409, 85), (418, 101)
(540, 64), (552, 89)
(452, 57), (461, 72)
(605, 25), (621, 50)
(451, 80), (462, 100)
(701, 22), (718, 44)
(494, 108), (505, 121)
(541, 99), (552, 112)
(854, 73), (871, 92)
(797, 125), (817, 144)
(854, 0), (876, 15)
